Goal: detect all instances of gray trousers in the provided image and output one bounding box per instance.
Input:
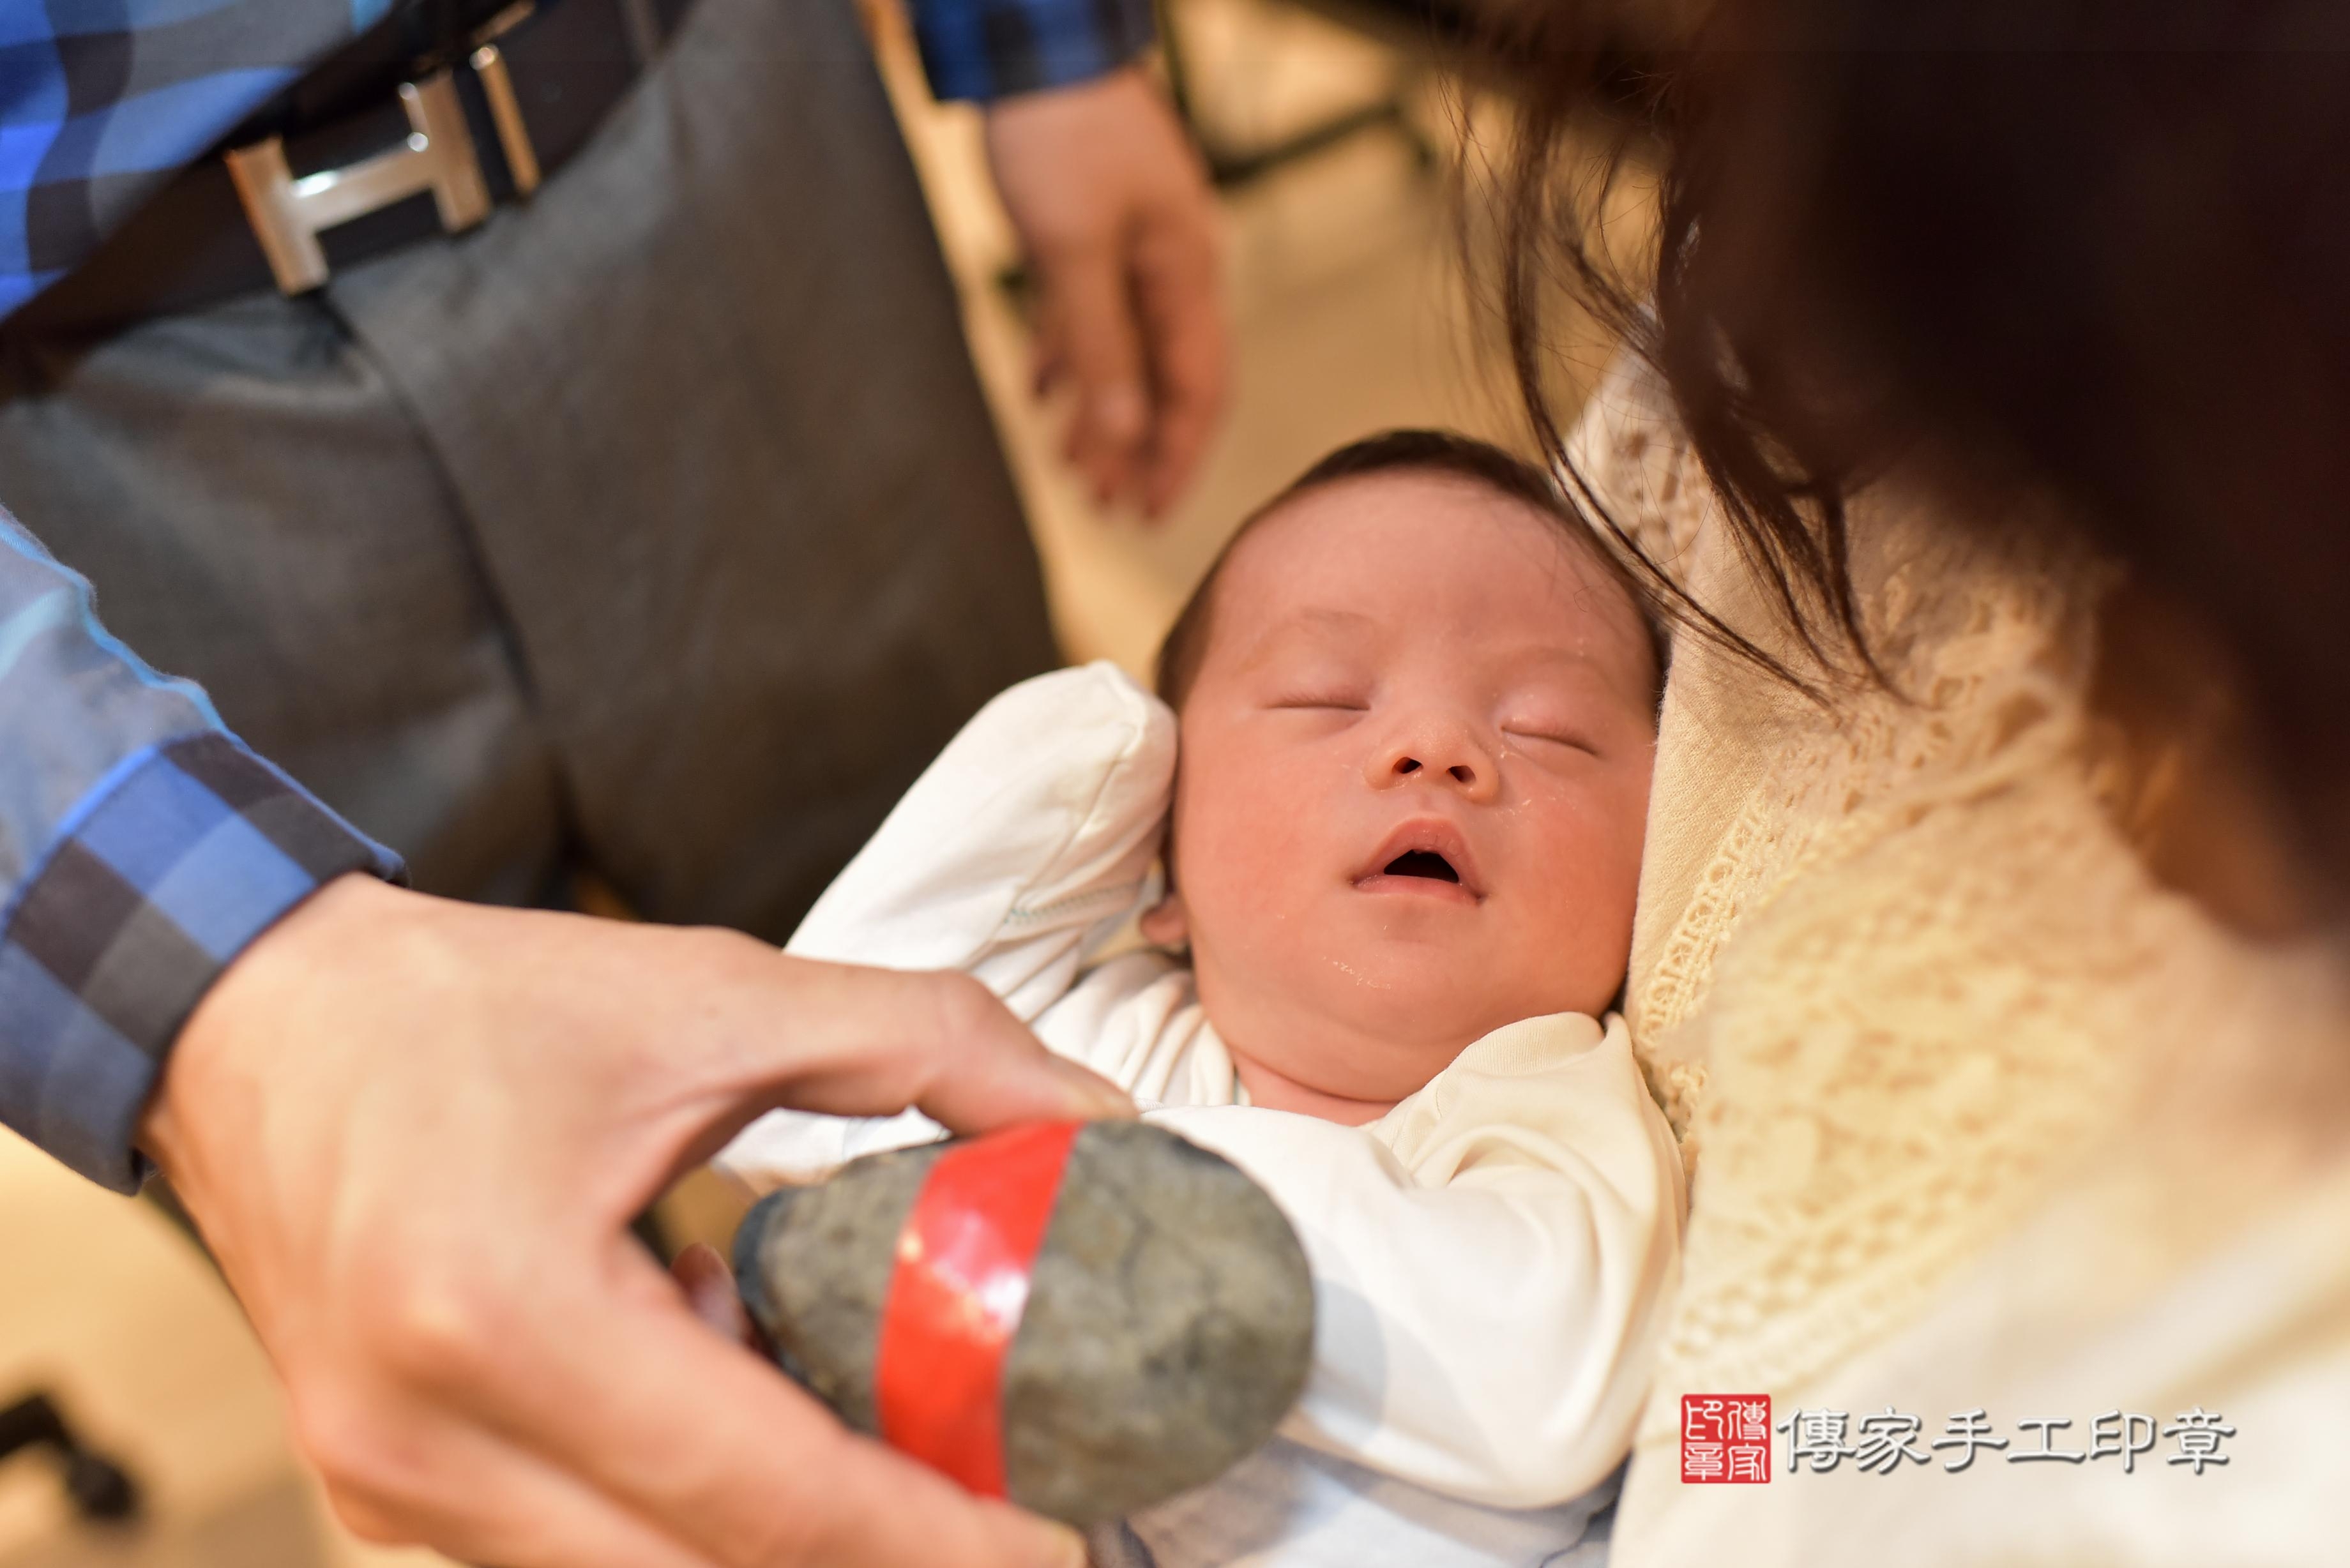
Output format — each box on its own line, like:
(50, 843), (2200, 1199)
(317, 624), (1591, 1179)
(0, 0), (1057, 942)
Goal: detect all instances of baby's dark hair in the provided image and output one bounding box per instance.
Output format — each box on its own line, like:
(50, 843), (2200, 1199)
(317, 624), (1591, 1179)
(1154, 428), (1669, 711)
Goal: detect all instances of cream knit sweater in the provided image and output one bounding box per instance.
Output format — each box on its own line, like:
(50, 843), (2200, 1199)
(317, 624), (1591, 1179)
(1571, 356), (2350, 1562)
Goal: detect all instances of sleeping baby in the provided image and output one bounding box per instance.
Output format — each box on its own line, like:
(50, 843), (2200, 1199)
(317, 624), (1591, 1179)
(719, 430), (1685, 1567)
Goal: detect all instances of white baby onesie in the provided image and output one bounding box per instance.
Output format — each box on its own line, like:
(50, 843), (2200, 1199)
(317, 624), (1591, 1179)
(719, 663), (1685, 1567)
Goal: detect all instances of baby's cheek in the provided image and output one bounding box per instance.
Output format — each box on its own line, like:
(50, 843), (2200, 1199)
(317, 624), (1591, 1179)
(1172, 800), (1294, 954)
(1186, 763), (1323, 880)
(1543, 778), (1648, 881)
(1515, 877), (1636, 1020)
(1519, 808), (1643, 957)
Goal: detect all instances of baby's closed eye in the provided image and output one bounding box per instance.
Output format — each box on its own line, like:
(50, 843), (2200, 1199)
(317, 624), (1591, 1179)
(1502, 721), (1602, 757)
(1269, 694), (1370, 712)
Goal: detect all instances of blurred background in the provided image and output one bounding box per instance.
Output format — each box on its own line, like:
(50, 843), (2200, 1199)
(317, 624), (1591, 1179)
(0, 1), (1652, 1562)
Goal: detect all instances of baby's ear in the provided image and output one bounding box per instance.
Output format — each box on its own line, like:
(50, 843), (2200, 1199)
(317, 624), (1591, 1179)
(1138, 887), (1190, 948)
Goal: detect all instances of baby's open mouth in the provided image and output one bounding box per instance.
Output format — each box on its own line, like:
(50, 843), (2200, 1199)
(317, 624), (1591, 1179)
(1382, 850), (1461, 884)
(1358, 822), (1483, 901)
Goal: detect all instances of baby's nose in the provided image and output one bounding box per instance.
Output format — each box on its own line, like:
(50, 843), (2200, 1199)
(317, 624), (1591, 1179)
(1370, 730), (1499, 801)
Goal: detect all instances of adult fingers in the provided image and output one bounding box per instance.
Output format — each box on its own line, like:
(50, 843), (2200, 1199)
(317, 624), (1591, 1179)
(890, 967), (1133, 1134)
(672, 1242), (755, 1348)
(1038, 236), (1149, 508)
(713, 959), (1128, 1131)
(1131, 207), (1227, 516)
(472, 1249), (1084, 1568)
(651, 956), (1129, 1179)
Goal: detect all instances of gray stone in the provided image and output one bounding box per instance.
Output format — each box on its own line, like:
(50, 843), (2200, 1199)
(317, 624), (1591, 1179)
(732, 1138), (944, 1436)
(734, 1121), (1315, 1527)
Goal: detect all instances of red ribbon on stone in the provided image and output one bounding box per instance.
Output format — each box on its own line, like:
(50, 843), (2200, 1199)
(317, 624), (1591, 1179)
(874, 1120), (1086, 1495)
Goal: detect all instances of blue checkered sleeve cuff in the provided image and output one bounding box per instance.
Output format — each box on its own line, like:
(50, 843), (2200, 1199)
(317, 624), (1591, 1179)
(910, 0), (1158, 102)
(0, 731), (404, 1193)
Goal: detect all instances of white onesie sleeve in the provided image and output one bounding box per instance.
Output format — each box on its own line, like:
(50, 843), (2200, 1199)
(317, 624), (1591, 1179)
(720, 661), (1185, 1179)
(715, 662), (1684, 1512)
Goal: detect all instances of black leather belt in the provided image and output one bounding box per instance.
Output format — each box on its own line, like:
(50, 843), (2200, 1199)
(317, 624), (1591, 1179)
(4, 0), (694, 343)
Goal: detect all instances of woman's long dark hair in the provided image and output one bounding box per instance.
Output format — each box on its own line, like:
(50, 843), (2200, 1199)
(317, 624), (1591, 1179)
(1489, 0), (2350, 887)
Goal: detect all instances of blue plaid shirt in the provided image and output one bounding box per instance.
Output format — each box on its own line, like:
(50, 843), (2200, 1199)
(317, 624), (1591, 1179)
(0, 0), (1151, 1191)
(0, 514), (404, 1191)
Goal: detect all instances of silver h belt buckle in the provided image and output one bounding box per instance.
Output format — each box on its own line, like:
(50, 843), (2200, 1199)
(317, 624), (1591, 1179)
(225, 4), (542, 294)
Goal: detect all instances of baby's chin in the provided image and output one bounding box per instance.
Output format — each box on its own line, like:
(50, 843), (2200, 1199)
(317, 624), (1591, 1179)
(1236, 1031), (1466, 1114)
(1197, 939), (1614, 1100)
(1340, 942), (1595, 1018)
(1278, 969), (1550, 1081)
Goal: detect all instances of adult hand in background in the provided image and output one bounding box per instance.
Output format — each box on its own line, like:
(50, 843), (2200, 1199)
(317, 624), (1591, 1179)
(986, 66), (1227, 518)
(140, 873), (1131, 1568)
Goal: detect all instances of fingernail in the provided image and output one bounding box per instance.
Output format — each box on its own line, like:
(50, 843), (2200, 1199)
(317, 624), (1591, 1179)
(1033, 1521), (1086, 1568)
(1057, 1062), (1137, 1120)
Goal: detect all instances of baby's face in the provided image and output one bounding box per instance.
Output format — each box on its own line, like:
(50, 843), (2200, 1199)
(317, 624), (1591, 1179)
(1151, 472), (1657, 1113)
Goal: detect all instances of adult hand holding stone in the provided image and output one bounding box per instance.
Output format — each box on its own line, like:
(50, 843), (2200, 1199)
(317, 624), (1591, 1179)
(138, 873), (1132, 1568)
